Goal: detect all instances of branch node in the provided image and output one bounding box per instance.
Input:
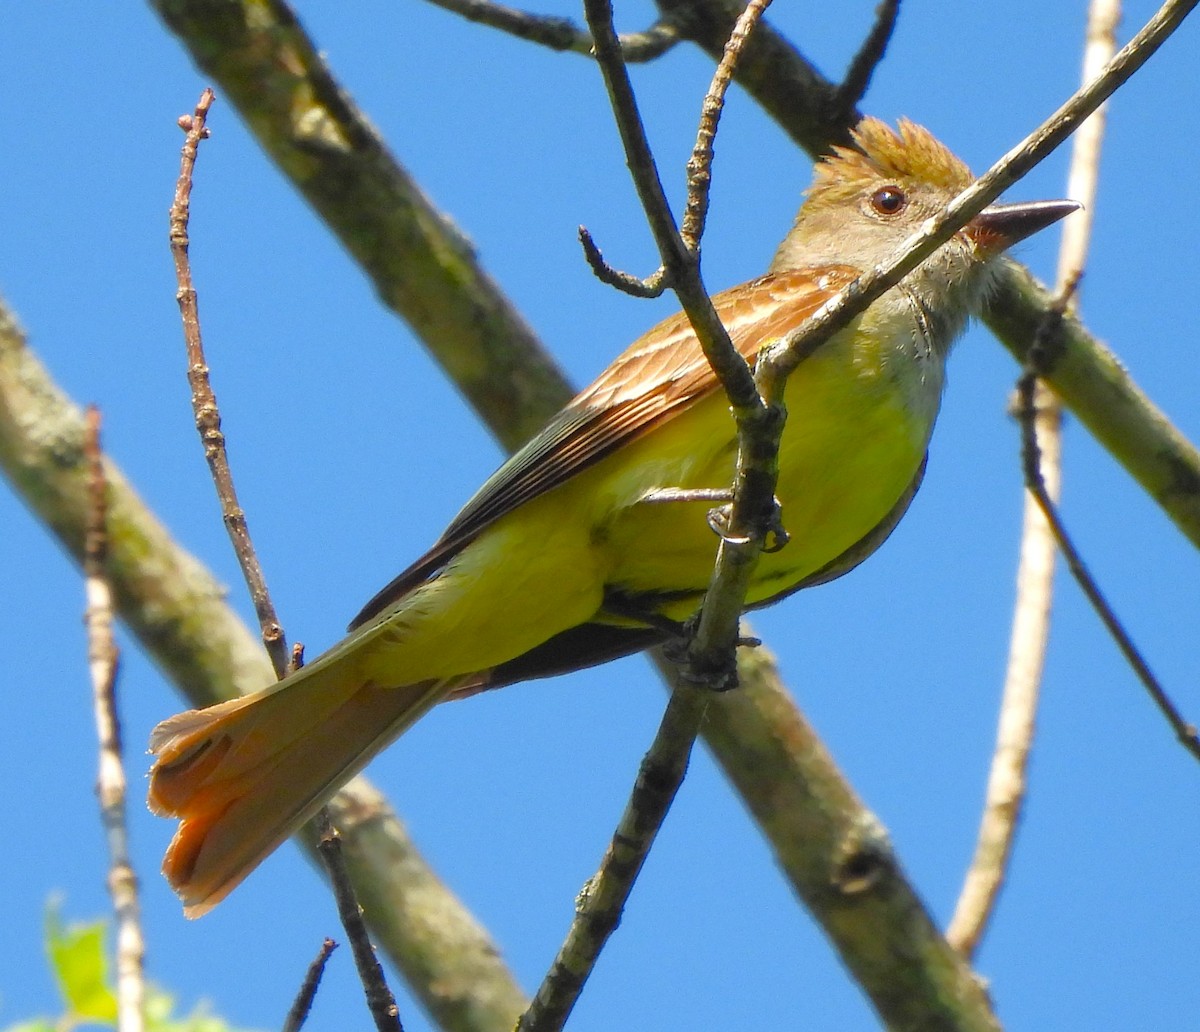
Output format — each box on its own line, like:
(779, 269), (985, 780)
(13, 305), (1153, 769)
(832, 815), (894, 896)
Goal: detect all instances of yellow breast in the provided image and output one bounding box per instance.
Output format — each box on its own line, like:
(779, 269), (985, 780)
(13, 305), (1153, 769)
(591, 314), (942, 619)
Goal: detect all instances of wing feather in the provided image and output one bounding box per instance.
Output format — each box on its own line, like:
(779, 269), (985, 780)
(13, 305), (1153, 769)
(348, 266), (859, 630)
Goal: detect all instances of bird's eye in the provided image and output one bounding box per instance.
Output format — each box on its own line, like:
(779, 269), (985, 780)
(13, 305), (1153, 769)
(870, 186), (907, 216)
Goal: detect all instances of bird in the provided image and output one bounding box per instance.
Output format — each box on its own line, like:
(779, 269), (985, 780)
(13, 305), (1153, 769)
(148, 117), (1077, 916)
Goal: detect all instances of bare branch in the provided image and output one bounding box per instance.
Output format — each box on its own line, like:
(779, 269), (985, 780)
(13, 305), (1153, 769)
(518, 686), (710, 1032)
(578, 225), (669, 297)
(1019, 336), (1200, 762)
(680, 0), (774, 251)
(986, 261), (1200, 548)
(527, 10), (777, 1013)
(948, 0), (1122, 958)
(282, 938), (338, 1032)
(315, 811), (404, 1032)
(654, 0), (856, 151)
(833, 0), (902, 116)
(949, 293), (1074, 958)
(168, 88), (289, 679)
(583, 0), (758, 405)
(83, 406), (146, 1032)
(168, 89), (405, 1030)
(426, 0), (680, 60)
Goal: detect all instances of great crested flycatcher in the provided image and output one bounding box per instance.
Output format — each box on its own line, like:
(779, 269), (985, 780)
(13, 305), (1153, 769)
(149, 117), (1076, 916)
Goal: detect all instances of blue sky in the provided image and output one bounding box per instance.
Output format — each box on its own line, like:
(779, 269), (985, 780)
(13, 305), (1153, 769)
(3, 2), (1198, 1030)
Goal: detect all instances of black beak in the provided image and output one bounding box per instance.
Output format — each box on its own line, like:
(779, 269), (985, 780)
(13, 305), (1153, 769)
(968, 199), (1080, 251)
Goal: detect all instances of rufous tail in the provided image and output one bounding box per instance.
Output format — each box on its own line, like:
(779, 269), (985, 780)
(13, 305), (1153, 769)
(148, 664), (450, 917)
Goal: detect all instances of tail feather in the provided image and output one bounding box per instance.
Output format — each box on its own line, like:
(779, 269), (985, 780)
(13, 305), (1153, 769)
(148, 666), (453, 917)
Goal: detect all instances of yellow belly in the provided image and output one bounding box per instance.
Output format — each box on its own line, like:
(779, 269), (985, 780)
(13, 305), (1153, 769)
(590, 330), (936, 618)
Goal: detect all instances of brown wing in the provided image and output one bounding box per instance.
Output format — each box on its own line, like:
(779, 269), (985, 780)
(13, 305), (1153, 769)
(348, 266), (859, 630)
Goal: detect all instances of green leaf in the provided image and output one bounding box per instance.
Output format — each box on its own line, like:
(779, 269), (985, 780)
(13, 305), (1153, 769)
(44, 904), (118, 1025)
(34, 903), (260, 1032)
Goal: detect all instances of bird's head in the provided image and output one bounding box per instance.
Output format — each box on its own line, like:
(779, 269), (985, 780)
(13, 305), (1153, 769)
(771, 118), (1077, 314)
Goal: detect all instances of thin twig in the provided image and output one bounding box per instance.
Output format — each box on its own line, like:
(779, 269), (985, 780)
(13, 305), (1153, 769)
(947, 291), (1073, 957)
(681, 0), (774, 251)
(585, 0), (780, 691)
(519, 11), (773, 1024)
(656, 0), (861, 151)
(282, 938), (339, 1032)
(168, 88), (289, 680)
(315, 811), (404, 1032)
(578, 226), (668, 297)
(517, 686), (710, 1032)
(83, 406), (146, 1032)
(426, 0), (680, 60)
(167, 88), (405, 1031)
(948, 0), (1120, 958)
(1017, 361), (1200, 761)
(832, 0), (901, 119)
(582, 0), (758, 408)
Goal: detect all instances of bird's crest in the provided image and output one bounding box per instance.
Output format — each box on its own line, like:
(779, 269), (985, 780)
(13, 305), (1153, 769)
(810, 117), (973, 203)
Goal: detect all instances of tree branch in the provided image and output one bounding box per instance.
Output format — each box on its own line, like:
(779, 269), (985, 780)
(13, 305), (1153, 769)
(662, 643), (1003, 1031)
(517, 686), (709, 1031)
(833, 0), (901, 117)
(83, 406), (147, 1032)
(425, 0), (680, 61)
(1017, 343), (1200, 761)
(582, 0), (758, 408)
(654, 0), (857, 152)
(169, 87), (289, 680)
(515, 10), (776, 1024)
(150, 0), (570, 453)
(948, 0), (1121, 957)
(984, 262), (1200, 549)
(282, 938), (337, 1032)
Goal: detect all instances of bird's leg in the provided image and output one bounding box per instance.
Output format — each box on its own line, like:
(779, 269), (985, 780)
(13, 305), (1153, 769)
(640, 485), (789, 551)
(638, 486), (733, 504)
(705, 496), (790, 553)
